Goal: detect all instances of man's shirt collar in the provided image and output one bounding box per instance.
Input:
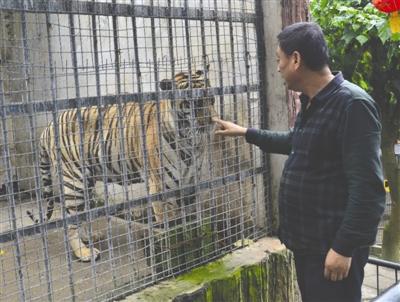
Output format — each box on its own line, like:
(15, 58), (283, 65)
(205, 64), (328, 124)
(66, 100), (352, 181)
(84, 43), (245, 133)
(299, 72), (344, 108)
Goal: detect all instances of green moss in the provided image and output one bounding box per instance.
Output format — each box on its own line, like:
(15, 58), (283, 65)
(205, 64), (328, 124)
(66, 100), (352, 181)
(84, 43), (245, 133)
(153, 218), (216, 273)
(176, 259), (233, 285)
(130, 241), (295, 302)
(208, 274), (241, 302)
(241, 265), (264, 302)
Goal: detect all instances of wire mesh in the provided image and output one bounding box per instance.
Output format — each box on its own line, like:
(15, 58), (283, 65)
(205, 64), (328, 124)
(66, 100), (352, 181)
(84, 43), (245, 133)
(0, 0), (268, 300)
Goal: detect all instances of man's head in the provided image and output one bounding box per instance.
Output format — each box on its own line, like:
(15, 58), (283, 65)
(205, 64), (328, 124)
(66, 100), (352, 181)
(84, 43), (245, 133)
(276, 22), (330, 90)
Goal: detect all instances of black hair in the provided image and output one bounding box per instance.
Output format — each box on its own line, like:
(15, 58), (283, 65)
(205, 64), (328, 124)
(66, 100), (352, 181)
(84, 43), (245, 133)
(277, 22), (329, 71)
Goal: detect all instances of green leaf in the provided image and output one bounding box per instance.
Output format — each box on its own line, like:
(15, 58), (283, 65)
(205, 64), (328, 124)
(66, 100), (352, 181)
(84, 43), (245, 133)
(377, 21), (391, 44)
(320, 0), (329, 9)
(342, 28), (357, 46)
(359, 79), (369, 90)
(352, 23), (361, 31)
(356, 35), (369, 45)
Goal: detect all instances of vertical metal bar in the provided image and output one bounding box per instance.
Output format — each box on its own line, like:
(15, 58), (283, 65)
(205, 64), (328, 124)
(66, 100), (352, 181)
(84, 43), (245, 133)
(112, 1), (121, 95)
(20, 7), (54, 300)
(45, 12), (68, 302)
(103, 60), (119, 288)
(118, 60), (139, 275)
(228, 0), (245, 247)
(376, 265), (380, 295)
(184, 0), (203, 263)
(48, 12), (77, 300)
(111, 1), (137, 278)
(91, 12), (101, 99)
(396, 269), (398, 283)
(111, 19), (129, 210)
(84, 58), (102, 292)
(68, 11), (91, 236)
(242, 0), (257, 239)
(166, 0), (178, 275)
(150, 0), (170, 276)
(213, 0), (231, 250)
(0, 82), (26, 302)
(74, 12), (100, 294)
(199, 0), (218, 256)
(168, 2), (189, 274)
(130, 0), (157, 280)
(62, 61), (78, 302)
(254, 0), (272, 235)
(88, 8), (105, 293)
(90, 12), (113, 295)
(10, 7), (30, 302)
(68, 10), (117, 289)
(150, 0), (166, 211)
(213, 0), (224, 119)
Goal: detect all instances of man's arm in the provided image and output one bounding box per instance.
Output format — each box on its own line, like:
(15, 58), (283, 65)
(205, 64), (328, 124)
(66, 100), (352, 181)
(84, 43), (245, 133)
(324, 98), (385, 282)
(245, 128), (292, 155)
(332, 98), (386, 257)
(213, 118), (293, 155)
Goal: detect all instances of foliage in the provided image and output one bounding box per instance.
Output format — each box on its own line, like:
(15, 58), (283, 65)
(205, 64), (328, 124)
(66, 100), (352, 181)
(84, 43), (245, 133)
(310, 0), (400, 119)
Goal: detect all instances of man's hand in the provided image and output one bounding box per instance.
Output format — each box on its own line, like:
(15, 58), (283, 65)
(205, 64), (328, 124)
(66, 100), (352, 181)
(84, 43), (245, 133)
(212, 117), (247, 137)
(324, 248), (352, 282)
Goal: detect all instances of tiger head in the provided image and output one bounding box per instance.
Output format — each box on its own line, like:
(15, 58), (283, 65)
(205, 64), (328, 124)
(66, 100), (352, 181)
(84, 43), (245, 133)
(160, 70), (218, 129)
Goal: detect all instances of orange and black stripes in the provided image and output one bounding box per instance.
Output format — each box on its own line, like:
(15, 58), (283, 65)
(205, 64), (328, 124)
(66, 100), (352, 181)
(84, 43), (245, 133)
(29, 69), (216, 223)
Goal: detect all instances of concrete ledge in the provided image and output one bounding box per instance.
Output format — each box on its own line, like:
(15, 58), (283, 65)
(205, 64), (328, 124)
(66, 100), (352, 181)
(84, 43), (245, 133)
(122, 237), (296, 302)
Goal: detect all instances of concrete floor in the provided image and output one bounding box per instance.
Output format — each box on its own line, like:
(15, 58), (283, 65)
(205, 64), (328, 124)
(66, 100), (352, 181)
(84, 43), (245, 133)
(0, 184), (159, 302)
(0, 216), (155, 301)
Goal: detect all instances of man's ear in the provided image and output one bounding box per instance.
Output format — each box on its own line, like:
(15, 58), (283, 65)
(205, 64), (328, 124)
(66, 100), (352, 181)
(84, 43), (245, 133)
(160, 79), (173, 90)
(292, 51), (301, 68)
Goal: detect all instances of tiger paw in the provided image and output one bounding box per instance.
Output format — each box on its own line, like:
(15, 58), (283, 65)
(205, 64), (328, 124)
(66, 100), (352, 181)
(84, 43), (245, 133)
(70, 239), (100, 262)
(73, 246), (100, 262)
(68, 227), (100, 262)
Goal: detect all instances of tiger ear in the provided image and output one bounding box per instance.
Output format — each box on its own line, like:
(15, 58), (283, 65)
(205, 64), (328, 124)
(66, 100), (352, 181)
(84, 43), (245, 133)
(160, 79), (173, 90)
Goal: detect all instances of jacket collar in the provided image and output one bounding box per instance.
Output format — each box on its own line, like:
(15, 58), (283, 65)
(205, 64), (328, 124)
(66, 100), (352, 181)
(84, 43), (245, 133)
(299, 72), (344, 108)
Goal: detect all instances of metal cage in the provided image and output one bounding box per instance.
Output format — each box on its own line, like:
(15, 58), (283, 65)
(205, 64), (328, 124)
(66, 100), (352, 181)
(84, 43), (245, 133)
(0, 0), (269, 300)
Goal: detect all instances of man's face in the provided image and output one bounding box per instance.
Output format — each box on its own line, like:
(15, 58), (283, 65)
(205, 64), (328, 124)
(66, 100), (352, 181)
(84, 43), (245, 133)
(276, 46), (300, 91)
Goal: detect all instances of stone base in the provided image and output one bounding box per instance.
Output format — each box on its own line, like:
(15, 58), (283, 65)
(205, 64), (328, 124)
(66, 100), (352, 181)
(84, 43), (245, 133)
(122, 237), (296, 302)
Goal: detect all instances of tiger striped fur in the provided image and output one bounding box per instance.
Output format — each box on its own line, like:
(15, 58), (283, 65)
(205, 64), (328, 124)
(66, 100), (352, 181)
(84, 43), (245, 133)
(28, 69), (217, 262)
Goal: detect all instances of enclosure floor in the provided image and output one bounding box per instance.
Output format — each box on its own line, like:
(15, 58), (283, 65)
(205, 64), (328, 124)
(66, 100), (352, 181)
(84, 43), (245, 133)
(0, 182), (148, 233)
(0, 196), (157, 301)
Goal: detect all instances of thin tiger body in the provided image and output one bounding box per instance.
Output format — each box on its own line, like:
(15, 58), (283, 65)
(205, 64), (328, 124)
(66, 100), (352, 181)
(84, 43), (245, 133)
(28, 70), (217, 262)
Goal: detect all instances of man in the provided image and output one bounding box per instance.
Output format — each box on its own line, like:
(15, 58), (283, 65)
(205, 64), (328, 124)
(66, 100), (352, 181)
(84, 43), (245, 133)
(213, 22), (385, 302)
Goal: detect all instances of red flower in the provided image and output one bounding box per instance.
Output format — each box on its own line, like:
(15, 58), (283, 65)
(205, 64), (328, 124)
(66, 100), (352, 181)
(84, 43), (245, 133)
(372, 0), (400, 13)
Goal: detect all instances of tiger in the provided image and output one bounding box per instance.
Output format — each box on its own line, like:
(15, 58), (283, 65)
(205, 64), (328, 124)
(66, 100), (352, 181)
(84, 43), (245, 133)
(27, 69), (217, 262)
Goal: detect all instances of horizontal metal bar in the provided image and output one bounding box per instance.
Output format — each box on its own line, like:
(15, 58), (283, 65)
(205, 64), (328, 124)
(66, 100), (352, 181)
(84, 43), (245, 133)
(0, 0), (256, 23)
(0, 166), (264, 243)
(1, 84), (259, 116)
(368, 257), (400, 271)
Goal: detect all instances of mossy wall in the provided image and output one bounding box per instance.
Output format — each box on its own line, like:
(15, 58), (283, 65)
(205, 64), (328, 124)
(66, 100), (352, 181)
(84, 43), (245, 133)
(123, 237), (297, 302)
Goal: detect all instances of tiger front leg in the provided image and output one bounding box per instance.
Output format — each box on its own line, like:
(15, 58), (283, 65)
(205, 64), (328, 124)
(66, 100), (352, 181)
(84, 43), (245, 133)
(68, 225), (100, 262)
(64, 174), (100, 262)
(149, 178), (180, 225)
(146, 135), (181, 224)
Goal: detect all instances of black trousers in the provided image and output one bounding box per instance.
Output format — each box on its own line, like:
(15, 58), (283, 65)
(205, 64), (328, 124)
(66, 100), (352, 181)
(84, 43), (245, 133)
(293, 247), (370, 302)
